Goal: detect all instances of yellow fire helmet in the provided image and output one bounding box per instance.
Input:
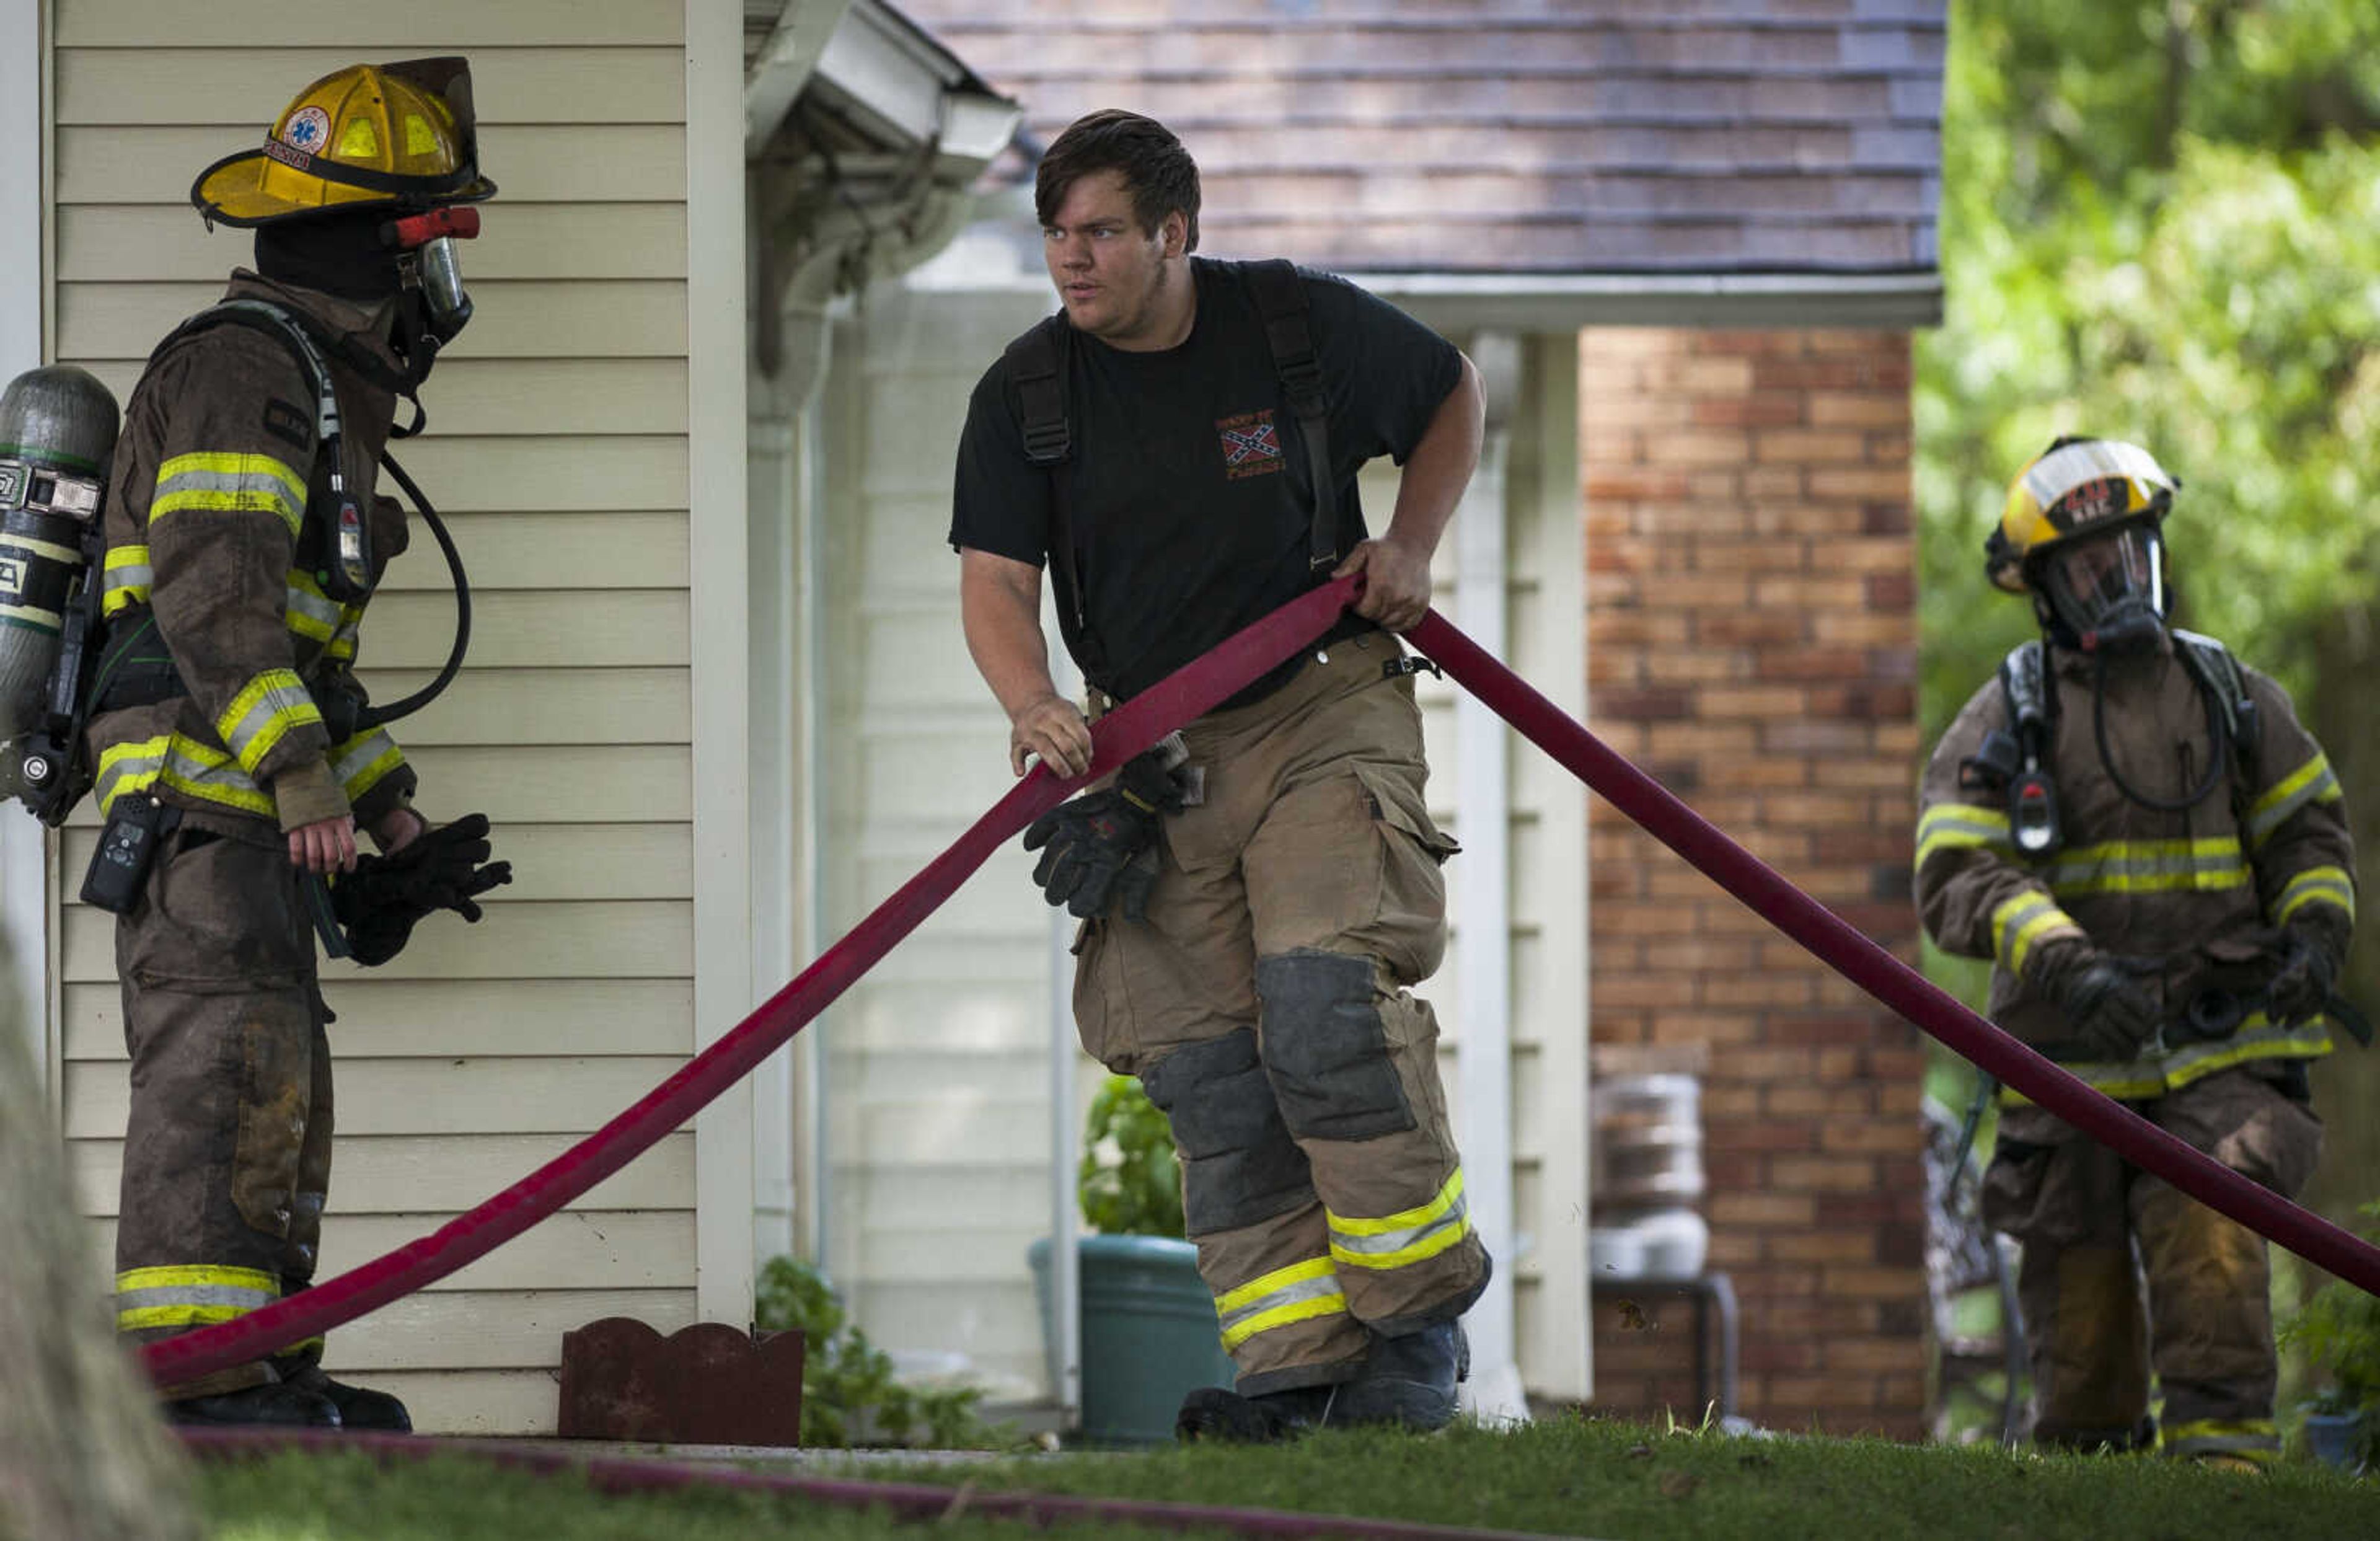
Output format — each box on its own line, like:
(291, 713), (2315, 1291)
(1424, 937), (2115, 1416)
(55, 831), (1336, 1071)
(192, 57), (497, 229)
(1982, 436), (2180, 594)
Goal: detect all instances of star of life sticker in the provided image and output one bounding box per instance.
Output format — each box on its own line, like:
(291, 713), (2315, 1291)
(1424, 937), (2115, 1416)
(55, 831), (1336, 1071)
(281, 105), (332, 152)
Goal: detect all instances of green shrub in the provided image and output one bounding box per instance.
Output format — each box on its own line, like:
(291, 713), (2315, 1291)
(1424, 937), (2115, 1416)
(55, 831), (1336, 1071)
(752, 1256), (1005, 1449)
(2280, 1199), (2380, 1468)
(1076, 1073), (1184, 1238)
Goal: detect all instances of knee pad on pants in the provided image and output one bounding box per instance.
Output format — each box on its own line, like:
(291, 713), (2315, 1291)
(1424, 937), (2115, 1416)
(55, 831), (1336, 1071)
(1256, 949), (1416, 1142)
(1140, 1028), (1313, 1237)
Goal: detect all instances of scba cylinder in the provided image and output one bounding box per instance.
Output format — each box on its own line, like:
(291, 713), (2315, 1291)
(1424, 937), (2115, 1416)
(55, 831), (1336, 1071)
(0, 365), (118, 741)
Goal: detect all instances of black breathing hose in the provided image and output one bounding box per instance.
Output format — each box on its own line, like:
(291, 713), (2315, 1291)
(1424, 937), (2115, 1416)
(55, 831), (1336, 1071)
(356, 450), (471, 733)
(2090, 647), (2229, 813)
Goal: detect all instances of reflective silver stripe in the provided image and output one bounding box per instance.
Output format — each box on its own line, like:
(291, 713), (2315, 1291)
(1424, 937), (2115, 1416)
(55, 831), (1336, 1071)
(1215, 1269), (1347, 1344)
(93, 733), (274, 819)
(2247, 754), (2341, 844)
(112, 1281), (278, 1314)
(1915, 803), (2014, 868)
(330, 728), (402, 794)
(2020, 440), (2171, 513)
(1328, 1186), (1471, 1263)
(2043, 839), (2246, 894)
(284, 574), (344, 640)
(218, 671), (320, 774)
(2275, 865), (2355, 925)
(1990, 891), (2078, 975)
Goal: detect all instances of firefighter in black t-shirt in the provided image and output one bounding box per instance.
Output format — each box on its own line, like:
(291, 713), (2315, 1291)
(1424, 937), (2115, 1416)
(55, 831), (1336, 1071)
(950, 110), (1490, 1441)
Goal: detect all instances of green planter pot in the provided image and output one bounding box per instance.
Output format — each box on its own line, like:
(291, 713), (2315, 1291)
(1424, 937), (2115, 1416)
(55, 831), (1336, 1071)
(2303, 1410), (2368, 1473)
(1029, 1234), (1235, 1446)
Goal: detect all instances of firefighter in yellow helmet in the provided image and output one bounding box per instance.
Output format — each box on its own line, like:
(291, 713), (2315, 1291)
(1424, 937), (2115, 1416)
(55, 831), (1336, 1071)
(1916, 438), (2357, 1468)
(98, 59), (506, 1430)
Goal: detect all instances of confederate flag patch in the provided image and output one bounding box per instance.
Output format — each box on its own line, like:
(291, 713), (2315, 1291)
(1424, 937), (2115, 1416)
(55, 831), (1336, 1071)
(1216, 408), (1286, 480)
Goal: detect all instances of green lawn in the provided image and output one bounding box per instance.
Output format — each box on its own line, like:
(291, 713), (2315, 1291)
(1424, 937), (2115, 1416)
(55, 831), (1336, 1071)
(195, 1415), (2379, 1541)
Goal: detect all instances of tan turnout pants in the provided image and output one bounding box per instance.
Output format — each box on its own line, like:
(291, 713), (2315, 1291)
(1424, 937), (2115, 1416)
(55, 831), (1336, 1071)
(1074, 633), (1491, 1395)
(112, 817), (334, 1400)
(1981, 1066), (2323, 1463)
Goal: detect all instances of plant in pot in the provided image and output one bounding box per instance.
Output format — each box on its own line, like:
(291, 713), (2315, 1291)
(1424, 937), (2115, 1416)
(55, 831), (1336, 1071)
(2281, 1199), (2380, 1473)
(1028, 1074), (1234, 1446)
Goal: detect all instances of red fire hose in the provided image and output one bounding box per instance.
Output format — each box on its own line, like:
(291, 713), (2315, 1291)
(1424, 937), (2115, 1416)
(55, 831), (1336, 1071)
(146, 582), (2379, 1391)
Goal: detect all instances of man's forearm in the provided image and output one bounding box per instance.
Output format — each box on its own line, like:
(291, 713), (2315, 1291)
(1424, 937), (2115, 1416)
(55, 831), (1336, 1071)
(1383, 354), (1486, 557)
(959, 558), (1063, 717)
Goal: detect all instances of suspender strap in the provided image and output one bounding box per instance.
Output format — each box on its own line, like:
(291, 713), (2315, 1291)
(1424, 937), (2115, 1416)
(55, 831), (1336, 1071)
(1245, 258), (1338, 570)
(1003, 319), (1085, 638)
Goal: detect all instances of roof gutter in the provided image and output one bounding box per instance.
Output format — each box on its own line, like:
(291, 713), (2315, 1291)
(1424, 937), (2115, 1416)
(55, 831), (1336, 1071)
(1365, 269), (1944, 332)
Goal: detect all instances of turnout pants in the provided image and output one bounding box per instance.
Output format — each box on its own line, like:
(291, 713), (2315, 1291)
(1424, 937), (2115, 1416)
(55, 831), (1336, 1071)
(112, 819), (334, 1400)
(1981, 1066), (2323, 1464)
(1075, 634), (1491, 1395)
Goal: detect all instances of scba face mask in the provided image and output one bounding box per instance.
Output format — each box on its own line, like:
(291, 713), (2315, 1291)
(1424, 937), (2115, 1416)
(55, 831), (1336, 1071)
(388, 206), (480, 387)
(2037, 523), (2166, 655)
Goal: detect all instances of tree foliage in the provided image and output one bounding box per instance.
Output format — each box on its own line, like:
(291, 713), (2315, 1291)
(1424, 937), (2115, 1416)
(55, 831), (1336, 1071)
(1918, 0), (2380, 739)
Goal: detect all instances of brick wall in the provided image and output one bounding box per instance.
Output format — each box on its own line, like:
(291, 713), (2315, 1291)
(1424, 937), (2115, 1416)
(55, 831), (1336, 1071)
(1579, 327), (1929, 1439)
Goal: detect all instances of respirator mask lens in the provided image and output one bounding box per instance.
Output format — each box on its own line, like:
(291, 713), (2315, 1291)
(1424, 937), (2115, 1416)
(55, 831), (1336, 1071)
(413, 236), (474, 344)
(2043, 524), (2165, 653)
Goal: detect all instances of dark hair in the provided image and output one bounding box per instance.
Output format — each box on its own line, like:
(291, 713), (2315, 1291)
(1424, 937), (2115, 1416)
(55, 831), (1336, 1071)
(1035, 109), (1201, 252)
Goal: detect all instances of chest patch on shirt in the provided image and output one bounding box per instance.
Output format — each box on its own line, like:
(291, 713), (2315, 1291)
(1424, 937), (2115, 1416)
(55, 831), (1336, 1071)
(262, 397), (314, 453)
(1216, 408), (1285, 481)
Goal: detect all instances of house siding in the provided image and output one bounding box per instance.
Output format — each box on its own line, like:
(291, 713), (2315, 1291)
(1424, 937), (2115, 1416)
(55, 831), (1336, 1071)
(1580, 325), (1926, 1438)
(48, 0), (699, 1434)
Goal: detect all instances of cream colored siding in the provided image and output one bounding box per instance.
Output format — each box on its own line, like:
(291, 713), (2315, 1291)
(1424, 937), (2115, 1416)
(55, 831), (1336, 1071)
(50, 0), (697, 1434)
(818, 288), (1059, 1395)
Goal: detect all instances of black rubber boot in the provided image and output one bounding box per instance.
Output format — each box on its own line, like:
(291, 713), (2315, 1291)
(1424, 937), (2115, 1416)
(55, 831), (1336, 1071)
(164, 1382), (342, 1428)
(1175, 1382), (1342, 1444)
(280, 1364), (413, 1432)
(1333, 1321), (1468, 1431)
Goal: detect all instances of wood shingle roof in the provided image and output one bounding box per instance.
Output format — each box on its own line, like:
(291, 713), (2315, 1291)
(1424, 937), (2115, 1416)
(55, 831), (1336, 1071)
(894, 0), (1944, 276)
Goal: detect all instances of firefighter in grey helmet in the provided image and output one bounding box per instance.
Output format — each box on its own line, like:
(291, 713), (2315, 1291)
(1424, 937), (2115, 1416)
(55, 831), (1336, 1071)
(1916, 437), (2356, 1467)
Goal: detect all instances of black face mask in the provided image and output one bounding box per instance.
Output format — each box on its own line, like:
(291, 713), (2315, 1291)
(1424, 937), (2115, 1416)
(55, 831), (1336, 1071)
(253, 210), (459, 404)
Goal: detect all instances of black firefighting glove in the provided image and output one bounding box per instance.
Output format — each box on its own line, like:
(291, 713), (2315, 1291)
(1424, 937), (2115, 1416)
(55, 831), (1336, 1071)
(2265, 913), (2348, 1027)
(1021, 738), (1194, 921)
(2035, 940), (2160, 1062)
(330, 813), (513, 966)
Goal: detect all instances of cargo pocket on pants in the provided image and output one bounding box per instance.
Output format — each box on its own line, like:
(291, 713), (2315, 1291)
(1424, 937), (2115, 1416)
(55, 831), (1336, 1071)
(1349, 762), (1460, 986)
(1070, 918), (1139, 1075)
(231, 1018), (312, 1239)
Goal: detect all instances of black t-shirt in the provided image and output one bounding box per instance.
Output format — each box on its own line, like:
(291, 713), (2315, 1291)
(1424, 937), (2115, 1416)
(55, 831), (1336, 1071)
(949, 258), (1463, 702)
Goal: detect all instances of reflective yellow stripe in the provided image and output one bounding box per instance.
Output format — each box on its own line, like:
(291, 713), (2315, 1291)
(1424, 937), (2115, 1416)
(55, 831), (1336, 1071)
(151, 451), (307, 537)
(1220, 1292), (1350, 1351)
(2162, 1418), (2278, 1460)
(1328, 1169), (1473, 1271)
(2247, 753), (2340, 846)
(94, 732), (275, 819)
(2043, 837), (2247, 896)
(113, 1264), (279, 1333)
(1989, 891), (2081, 976)
(1213, 1257), (1347, 1351)
(331, 729), (404, 801)
(284, 570), (343, 642)
(1915, 803), (2014, 869)
(102, 544), (154, 617)
(117, 1265), (280, 1293)
(216, 668), (322, 776)
(1998, 1019), (2333, 1106)
(2274, 865), (2355, 927)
